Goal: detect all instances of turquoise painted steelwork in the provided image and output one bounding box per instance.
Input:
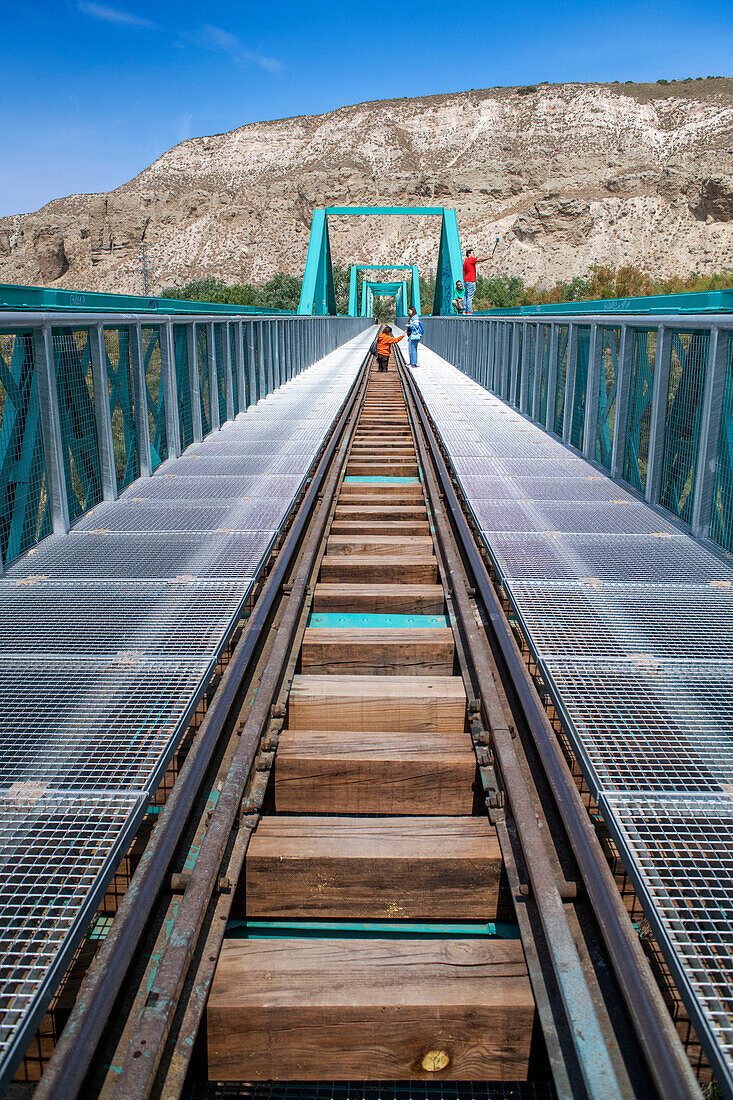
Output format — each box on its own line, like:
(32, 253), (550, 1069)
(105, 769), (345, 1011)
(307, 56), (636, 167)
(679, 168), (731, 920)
(308, 613), (447, 628)
(343, 475), (419, 484)
(141, 326), (168, 470)
(227, 918), (520, 940)
(478, 288), (733, 317)
(0, 332), (51, 569)
(347, 264), (421, 317)
(298, 207), (462, 316)
(420, 313), (733, 555)
(361, 280), (409, 318)
(0, 282), (294, 316)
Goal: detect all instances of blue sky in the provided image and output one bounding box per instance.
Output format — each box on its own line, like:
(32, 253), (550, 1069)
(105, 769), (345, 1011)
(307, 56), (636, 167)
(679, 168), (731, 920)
(1, 0), (731, 218)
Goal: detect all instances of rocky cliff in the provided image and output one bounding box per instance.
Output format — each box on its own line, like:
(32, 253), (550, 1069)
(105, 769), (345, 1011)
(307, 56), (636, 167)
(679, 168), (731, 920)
(2, 78), (733, 294)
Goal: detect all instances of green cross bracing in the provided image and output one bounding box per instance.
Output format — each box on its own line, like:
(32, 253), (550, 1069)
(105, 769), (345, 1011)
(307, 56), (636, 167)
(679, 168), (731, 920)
(298, 207), (463, 316)
(348, 264), (421, 317)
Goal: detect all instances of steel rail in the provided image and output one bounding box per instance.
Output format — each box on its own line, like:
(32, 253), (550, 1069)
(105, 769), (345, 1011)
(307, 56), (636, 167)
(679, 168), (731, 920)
(400, 361), (626, 1098)
(34, 351), (370, 1100)
(106, 351), (369, 1099)
(400, 360), (702, 1100)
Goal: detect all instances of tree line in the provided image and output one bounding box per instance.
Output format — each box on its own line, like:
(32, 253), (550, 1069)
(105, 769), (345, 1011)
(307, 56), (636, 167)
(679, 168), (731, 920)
(163, 263), (733, 314)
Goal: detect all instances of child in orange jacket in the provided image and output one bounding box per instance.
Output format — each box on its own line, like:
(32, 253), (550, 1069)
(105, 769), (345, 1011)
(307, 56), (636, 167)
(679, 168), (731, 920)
(375, 326), (404, 372)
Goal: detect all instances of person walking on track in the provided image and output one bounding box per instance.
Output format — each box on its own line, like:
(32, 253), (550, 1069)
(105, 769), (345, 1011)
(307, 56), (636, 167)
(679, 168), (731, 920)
(375, 325), (404, 372)
(405, 306), (424, 367)
(463, 248), (490, 314)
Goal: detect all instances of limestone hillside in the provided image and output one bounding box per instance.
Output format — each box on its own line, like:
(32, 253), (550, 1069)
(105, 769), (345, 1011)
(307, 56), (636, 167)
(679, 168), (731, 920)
(2, 78), (733, 294)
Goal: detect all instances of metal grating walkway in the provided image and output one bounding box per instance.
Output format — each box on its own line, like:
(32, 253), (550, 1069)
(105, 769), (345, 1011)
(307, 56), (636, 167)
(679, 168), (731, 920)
(409, 344), (733, 1093)
(0, 330), (371, 1088)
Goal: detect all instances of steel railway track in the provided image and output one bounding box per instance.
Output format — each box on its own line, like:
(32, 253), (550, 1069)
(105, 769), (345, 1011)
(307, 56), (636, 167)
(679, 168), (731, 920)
(29, 342), (702, 1100)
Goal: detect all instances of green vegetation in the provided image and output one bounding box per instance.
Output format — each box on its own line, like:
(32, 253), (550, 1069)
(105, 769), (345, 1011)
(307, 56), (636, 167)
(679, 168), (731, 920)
(163, 264), (733, 316)
(161, 272), (302, 311)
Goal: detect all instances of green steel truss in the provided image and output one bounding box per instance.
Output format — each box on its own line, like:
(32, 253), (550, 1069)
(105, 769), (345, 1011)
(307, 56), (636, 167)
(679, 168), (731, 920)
(298, 207), (462, 316)
(361, 280), (409, 318)
(347, 265), (420, 317)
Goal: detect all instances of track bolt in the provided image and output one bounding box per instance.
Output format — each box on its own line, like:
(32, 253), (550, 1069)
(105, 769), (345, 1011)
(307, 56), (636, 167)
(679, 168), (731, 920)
(217, 876), (231, 893)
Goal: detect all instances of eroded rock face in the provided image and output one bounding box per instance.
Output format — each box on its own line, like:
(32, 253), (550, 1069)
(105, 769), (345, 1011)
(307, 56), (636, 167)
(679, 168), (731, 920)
(1, 78), (733, 293)
(692, 177), (733, 222)
(33, 229), (68, 281)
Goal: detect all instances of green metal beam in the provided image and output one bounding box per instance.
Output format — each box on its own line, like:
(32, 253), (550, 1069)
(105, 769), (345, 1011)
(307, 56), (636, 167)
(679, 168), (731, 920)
(0, 283), (294, 316)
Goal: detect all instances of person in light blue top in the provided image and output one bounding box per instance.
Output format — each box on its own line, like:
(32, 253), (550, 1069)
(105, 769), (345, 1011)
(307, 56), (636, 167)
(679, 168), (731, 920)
(405, 306), (424, 367)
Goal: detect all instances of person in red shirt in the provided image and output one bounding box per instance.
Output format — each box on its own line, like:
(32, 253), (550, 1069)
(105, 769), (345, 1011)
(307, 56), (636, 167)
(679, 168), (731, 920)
(375, 325), (404, 372)
(462, 248), (489, 314)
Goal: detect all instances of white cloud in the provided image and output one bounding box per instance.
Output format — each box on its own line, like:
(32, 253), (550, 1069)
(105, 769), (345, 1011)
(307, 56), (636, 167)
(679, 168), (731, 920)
(77, 2), (158, 28)
(198, 23), (282, 74)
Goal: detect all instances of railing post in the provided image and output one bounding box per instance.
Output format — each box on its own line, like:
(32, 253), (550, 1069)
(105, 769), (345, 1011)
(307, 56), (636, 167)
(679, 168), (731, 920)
(532, 324), (543, 421)
(583, 323), (603, 462)
(235, 322), (246, 413)
(611, 324), (633, 480)
(89, 324), (118, 501)
(161, 322), (181, 459)
(645, 325), (673, 506)
(222, 323), (234, 423)
(562, 322), (578, 445)
(692, 326), (729, 538)
(130, 323), (152, 478)
(488, 322), (496, 391)
(207, 322), (220, 432)
(32, 325), (70, 535)
(546, 324), (559, 433)
(188, 323), (203, 442)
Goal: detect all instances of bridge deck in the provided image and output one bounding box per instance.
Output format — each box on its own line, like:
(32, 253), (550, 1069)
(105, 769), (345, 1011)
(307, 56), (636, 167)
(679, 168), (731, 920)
(0, 331), (370, 1085)
(410, 345), (733, 1090)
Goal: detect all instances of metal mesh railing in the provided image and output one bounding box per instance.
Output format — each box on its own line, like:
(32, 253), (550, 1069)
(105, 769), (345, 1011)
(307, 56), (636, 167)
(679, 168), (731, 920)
(103, 328), (139, 492)
(710, 332), (733, 549)
(196, 325), (210, 436)
(0, 333), (52, 569)
(53, 329), (102, 521)
(596, 327), (620, 469)
(660, 330), (709, 523)
(142, 326), (167, 469)
(174, 323), (194, 452)
(420, 313), (733, 553)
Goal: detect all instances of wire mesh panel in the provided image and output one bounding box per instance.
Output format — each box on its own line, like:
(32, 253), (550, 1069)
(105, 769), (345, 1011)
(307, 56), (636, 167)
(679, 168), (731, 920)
(197, 325), (210, 436)
(710, 332), (733, 552)
(142, 326), (167, 470)
(0, 333), (52, 567)
(53, 328), (103, 521)
(623, 329), (656, 493)
(570, 325), (590, 450)
(660, 330), (709, 524)
(513, 324), (523, 408)
(0, 792), (144, 1084)
(104, 327), (139, 492)
(229, 324), (240, 415)
(525, 325), (535, 410)
(538, 325), (550, 423)
(554, 326), (569, 435)
(214, 325), (227, 425)
(174, 324), (193, 452)
(596, 327), (620, 469)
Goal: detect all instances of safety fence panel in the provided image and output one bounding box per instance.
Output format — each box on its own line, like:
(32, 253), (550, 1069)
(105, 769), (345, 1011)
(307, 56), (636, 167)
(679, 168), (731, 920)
(0, 315), (367, 572)
(420, 315), (733, 556)
(0, 333), (51, 569)
(660, 330), (709, 524)
(53, 328), (103, 522)
(596, 327), (620, 470)
(173, 324), (193, 452)
(142, 325), (167, 470)
(103, 327), (139, 492)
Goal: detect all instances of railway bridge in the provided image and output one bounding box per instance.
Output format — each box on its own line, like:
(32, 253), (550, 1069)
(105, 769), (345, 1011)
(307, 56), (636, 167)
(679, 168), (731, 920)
(1, 210), (733, 1100)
